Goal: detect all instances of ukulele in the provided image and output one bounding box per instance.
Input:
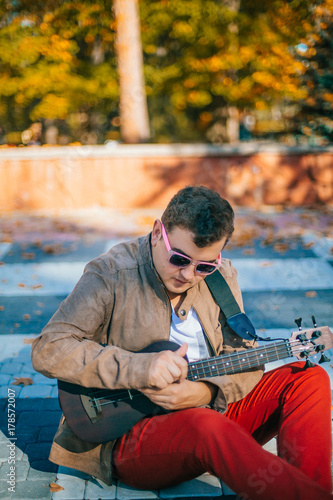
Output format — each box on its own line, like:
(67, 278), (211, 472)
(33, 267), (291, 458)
(58, 325), (333, 443)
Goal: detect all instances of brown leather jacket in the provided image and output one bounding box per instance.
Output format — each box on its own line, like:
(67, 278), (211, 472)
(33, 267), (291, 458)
(31, 234), (263, 485)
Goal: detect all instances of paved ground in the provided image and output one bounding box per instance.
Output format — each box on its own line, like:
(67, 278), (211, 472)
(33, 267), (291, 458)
(0, 206), (332, 499)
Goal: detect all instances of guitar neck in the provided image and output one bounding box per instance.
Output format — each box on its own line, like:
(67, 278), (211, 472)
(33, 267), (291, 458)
(187, 340), (292, 381)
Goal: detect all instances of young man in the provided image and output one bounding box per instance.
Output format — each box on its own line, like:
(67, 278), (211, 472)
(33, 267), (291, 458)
(31, 186), (332, 499)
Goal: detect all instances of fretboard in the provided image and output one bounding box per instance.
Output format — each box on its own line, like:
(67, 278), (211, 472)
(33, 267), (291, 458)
(187, 340), (292, 381)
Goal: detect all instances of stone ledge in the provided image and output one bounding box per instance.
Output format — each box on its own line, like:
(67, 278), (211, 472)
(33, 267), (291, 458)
(1, 146), (332, 210)
(1, 143), (333, 160)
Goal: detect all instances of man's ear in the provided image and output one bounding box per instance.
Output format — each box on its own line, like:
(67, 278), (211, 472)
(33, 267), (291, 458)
(151, 220), (162, 247)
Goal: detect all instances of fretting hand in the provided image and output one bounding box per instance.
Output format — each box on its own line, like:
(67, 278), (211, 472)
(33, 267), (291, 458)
(145, 343), (188, 389)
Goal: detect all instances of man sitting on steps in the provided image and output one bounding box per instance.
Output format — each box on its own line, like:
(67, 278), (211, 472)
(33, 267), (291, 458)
(31, 185), (332, 499)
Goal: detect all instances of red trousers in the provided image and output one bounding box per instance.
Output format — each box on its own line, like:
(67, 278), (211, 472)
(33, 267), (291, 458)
(112, 362), (332, 499)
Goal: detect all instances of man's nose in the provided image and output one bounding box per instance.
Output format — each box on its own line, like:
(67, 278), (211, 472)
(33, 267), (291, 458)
(180, 263), (196, 280)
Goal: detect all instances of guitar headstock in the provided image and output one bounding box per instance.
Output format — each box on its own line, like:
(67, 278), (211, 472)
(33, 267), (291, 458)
(289, 325), (333, 363)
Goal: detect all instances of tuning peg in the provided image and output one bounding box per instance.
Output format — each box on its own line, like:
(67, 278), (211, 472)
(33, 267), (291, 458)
(319, 353), (330, 364)
(304, 359), (316, 369)
(297, 333), (308, 343)
(295, 318), (302, 330)
(311, 315), (317, 328)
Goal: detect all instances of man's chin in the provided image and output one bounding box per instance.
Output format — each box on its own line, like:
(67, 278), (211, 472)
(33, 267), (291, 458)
(174, 277), (191, 286)
(168, 278), (192, 293)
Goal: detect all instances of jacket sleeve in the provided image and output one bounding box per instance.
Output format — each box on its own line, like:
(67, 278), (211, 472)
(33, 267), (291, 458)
(31, 258), (154, 391)
(198, 261), (264, 412)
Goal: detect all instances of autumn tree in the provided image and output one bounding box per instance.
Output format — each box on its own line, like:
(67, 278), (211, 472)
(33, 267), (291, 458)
(0, 0), (119, 143)
(139, 0), (313, 142)
(294, 0), (333, 143)
(0, 0), (324, 144)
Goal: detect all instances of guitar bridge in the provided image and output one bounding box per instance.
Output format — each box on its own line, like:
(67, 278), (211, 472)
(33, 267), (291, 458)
(81, 394), (103, 423)
(91, 396), (102, 413)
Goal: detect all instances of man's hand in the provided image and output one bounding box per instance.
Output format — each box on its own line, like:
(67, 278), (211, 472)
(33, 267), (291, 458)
(146, 343), (188, 389)
(141, 379), (217, 410)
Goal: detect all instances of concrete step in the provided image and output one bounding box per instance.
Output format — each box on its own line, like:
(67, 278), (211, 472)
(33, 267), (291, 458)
(52, 466), (237, 499)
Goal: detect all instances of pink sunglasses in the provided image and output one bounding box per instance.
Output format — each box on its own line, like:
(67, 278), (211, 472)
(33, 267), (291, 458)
(161, 222), (221, 275)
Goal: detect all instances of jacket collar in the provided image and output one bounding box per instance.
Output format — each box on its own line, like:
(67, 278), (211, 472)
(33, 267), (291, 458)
(139, 233), (170, 301)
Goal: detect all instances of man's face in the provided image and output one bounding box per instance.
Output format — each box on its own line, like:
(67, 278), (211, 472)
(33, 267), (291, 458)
(151, 220), (227, 300)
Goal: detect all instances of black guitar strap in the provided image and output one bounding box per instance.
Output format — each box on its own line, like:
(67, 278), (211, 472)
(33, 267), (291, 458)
(205, 271), (257, 341)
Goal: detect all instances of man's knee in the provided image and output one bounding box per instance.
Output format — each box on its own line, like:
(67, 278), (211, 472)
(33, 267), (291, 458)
(183, 408), (235, 438)
(307, 363), (331, 395)
(288, 362), (331, 399)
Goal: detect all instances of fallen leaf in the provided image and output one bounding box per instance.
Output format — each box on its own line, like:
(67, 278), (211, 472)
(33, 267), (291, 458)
(32, 284), (43, 290)
(254, 218), (275, 229)
(12, 377), (33, 386)
(23, 337), (35, 344)
(49, 483), (65, 492)
(54, 221), (72, 233)
(305, 291), (317, 298)
(42, 243), (68, 255)
(259, 261), (273, 267)
(23, 314), (31, 320)
(273, 242), (289, 253)
(14, 323), (21, 328)
(1, 236), (13, 243)
(17, 283), (26, 288)
(21, 252), (35, 260)
(0, 261), (4, 266)
(0, 305), (4, 311)
(302, 242), (314, 249)
(37, 302), (44, 308)
(242, 248), (255, 255)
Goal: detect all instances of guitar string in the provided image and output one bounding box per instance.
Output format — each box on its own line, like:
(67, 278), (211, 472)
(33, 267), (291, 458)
(87, 339), (320, 406)
(91, 338), (312, 393)
(90, 337), (313, 408)
(87, 339), (318, 402)
(186, 339), (312, 372)
(86, 341), (292, 399)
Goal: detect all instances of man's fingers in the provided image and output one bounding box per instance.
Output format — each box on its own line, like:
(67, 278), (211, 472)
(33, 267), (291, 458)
(175, 343), (188, 358)
(166, 359), (185, 380)
(167, 345), (188, 380)
(174, 343), (188, 379)
(147, 345), (188, 388)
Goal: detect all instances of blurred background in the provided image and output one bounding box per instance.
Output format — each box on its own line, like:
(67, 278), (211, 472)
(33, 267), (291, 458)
(0, 0), (333, 147)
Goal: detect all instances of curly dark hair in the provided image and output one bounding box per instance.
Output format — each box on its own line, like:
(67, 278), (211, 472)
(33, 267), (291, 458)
(161, 186), (234, 248)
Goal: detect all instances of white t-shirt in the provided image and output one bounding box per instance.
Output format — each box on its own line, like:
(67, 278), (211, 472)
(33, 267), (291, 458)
(169, 307), (209, 362)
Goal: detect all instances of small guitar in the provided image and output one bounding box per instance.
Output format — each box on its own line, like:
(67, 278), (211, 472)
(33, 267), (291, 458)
(58, 325), (333, 443)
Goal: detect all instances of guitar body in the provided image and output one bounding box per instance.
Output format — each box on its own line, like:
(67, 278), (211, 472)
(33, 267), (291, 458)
(58, 340), (180, 443)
